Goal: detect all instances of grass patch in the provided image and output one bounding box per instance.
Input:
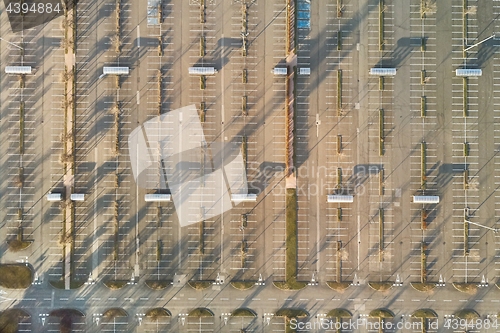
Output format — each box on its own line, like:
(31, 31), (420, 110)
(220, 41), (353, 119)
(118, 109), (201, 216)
(19, 75), (25, 89)
(200, 4), (205, 23)
(146, 308), (171, 320)
(49, 279), (68, 290)
(241, 240), (247, 268)
(421, 210), (427, 230)
(326, 281), (351, 292)
(242, 96), (247, 115)
(0, 264), (32, 289)
(61, 315), (72, 333)
(453, 309), (479, 320)
(241, 214), (248, 229)
(242, 3), (248, 33)
(326, 308), (352, 318)
(200, 36), (205, 57)
(368, 282), (393, 292)
(51, 307), (85, 331)
(411, 309), (437, 319)
(379, 169), (384, 195)
(49, 280), (65, 289)
(200, 75), (206, 90)
(337, 0), (343, 17)
(292, 66), (297, 165)
(273, 190), (307, 290)
(156, 239), (161, 261)
(421, 142), (426, 189)
(0, 309), (30, 333)
(8, 227), (32, 252)
(242, 137), (247, 170)
(199, 220), (205, 254)
(421, 0), (436, 18)
(188, 308), (213, 317)
(337, 168), (342, 188)
(464, 218), (469, 256)
(273, 189), (307, 291)
(421, 242), (427, 282)
(410, 282), (436, 292)
(337, 69), (342, 111)
(70, 279), (85, 290)
(20, 101), (24, 155)
(275, 308), (308, 318)
(379, 0), (384, 50)
(463, 77), (468, 117)
(49, 309), (85, 318)
(103, 308), (128, 318)
(379, 208), (384, 258)
(379, 76), (384, 91)
(285, 317), (296, 333)
(49, 279), (85, 290)
(145, 280), (171, 290)
(285, 189), (297, 271)
(199, 102), (205, 122)
(187, 280), (213, 290)
(421, 96), (426, 117)
(379, 108), (384, 155)
(273, 281), (307, 291)
(452, 282), (477, 295)
(8, 239), (32, 252)
(16, 167), (24, 188)
(230, 280), (256, 290)
(103, 280), (128, 290)
(232, 308), (257, 317)
(158, 36), (163, 56)
(369, 308), (394, 319)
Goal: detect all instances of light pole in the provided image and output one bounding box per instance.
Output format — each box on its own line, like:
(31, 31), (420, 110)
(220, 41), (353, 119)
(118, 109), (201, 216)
(464, 207), (498, 233)
(464, 33), (496, 53)
(0, 37), (23, 50)
(465, 219), (498, 233)
(463, 208), (496, 284)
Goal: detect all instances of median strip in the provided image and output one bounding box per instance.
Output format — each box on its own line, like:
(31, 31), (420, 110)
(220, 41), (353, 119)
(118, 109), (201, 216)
(421, 142), (426, 189)
(379, 109), (384, 156)
(273, 189), (307, 290)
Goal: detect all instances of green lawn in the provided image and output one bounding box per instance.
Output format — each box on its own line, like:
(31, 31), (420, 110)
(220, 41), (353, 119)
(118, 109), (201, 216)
(146, 308), (171, 319)
(0, 264), (32, 289)
(103, 280), (128, 290)
(274, 189), (307, 290)
(103, 308), (128, 318)
(232, 308), (256, 317)
(285, 188), (297, 284)
(145, 280), (171, 290)
(187, 280), (212, 291)
(230, 280), (256, 291)
(188, 308), (213, 317)
(0, 309), (30, 333)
